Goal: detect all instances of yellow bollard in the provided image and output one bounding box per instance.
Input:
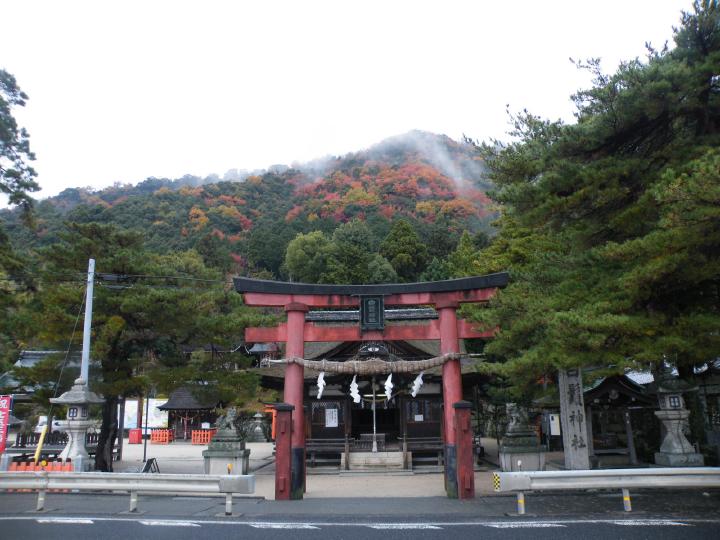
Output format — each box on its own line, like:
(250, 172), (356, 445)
(33, 426), (48, 465)
(517, 492), (526, 515)
(225, 464), (234, 515)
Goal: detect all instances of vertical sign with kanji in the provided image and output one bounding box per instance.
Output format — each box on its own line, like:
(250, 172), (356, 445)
(0, 395), (12, 454)
(558, 369), (590, 469)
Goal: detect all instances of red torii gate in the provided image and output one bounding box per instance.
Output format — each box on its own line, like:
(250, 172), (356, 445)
(235, 273), (508, 500)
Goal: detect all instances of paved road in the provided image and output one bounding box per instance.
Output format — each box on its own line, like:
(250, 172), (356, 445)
(1, 490), (719, 539)
(1, 516), (719, 540)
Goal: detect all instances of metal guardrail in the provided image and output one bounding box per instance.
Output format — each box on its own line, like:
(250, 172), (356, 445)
(493, 467), (720, 515)
(0, 471), (255, 515)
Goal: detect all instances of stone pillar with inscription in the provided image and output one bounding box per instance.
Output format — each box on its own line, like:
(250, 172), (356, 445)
(558, 369), (590, 469)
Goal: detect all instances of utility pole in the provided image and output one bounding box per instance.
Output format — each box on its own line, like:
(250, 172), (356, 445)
(49, 258), (103, 471)
(81, 259), (95, 385)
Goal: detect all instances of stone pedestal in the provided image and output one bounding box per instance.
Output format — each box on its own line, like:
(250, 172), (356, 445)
(203, 447), (250, 475)
(499, 404), (546, 472)
(202, 408), (251, 475)
(654, 409), (704, 466)
(653, 364), (704, 467)
(58, 418), (96, 472)
(49, 377), (104, 472)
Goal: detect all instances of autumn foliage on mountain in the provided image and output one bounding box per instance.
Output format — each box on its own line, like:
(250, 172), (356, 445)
(1, 131), (493, 281)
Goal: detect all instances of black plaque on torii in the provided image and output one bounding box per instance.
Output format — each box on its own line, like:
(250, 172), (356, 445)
(359, 296), (385, 331)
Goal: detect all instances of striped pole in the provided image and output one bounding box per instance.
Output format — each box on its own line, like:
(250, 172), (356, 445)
(622, 488), (632, 511)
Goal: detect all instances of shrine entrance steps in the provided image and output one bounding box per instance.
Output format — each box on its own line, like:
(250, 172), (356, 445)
(341, 450), (405, 471)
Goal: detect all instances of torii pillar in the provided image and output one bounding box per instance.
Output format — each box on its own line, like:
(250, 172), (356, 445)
(284, 302), (308, 499)
(439, 300), (462, 498)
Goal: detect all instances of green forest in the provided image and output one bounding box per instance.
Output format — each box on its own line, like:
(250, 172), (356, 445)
(1, 2), (718, 469)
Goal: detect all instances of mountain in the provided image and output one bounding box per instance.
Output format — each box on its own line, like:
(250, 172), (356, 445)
(1, 131), (494, 277)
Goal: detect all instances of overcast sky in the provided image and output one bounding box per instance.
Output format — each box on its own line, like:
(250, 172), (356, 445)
(1, 0), (694, 203)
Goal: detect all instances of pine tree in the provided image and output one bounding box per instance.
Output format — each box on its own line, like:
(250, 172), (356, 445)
(34, 223), (267, 470)
(465, 1), (720, 389)
(0, 69), (39, 214)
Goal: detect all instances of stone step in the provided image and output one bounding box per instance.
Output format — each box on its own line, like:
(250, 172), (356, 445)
(342, 451), (407, 470)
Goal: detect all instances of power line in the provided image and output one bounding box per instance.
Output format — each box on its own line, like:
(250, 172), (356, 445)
(96, 273), (230, 284)
(0, 272), (235, 287)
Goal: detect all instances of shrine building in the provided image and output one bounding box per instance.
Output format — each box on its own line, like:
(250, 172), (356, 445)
(235, 273), (509, 500)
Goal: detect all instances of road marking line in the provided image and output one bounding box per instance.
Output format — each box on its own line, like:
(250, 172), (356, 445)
(611, 520), (689, 527)
(485, 523), (566, 528)
(5, 516), (711, 528)
(36, 519), (94, 525)
(369, 524), (442, 529)
(250, 523), (320, 529)
(140, 520), (200, 527)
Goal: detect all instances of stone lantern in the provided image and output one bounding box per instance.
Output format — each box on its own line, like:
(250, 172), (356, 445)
(499, 403), (546, 471)
(50, 377), (104, 471)
(246, 412), (269, 442)
(653, 365), (704, 467)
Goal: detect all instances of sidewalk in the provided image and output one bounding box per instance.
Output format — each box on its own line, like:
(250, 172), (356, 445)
(117, 439), (276, 475)
(117, 437), (498, 499)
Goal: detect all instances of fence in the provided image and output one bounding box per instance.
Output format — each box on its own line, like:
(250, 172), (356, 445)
(493, 467), (720, 514)
(150, 429), (174, 444)
(0, 471), (255, 515)
(5, 432), (118, 463)
(191, 429), (217, 445)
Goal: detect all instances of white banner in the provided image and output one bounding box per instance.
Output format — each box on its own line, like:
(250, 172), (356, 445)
(119, 399), (168, 429)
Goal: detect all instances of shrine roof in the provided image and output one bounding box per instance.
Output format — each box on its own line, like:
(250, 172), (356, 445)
(584, 375), (654, 407)
(157, 387), (217, 411)
(0, 350), (85, 393)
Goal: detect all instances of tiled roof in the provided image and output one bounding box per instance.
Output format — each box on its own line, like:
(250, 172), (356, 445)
(157, 387), (217, 410)
(0, 350), (84, 390)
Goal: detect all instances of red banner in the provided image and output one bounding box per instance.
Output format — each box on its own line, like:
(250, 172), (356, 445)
(0, 395), (12, 454)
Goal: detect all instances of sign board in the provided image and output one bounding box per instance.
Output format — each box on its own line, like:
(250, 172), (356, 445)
(360, 296), (385, 331)
(414, 414), (424, 422)
(325, 408), (338, 428)
(119, 399), (169, 429)
(0, 395), (11, 454)
(549, 414), (561, 435)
